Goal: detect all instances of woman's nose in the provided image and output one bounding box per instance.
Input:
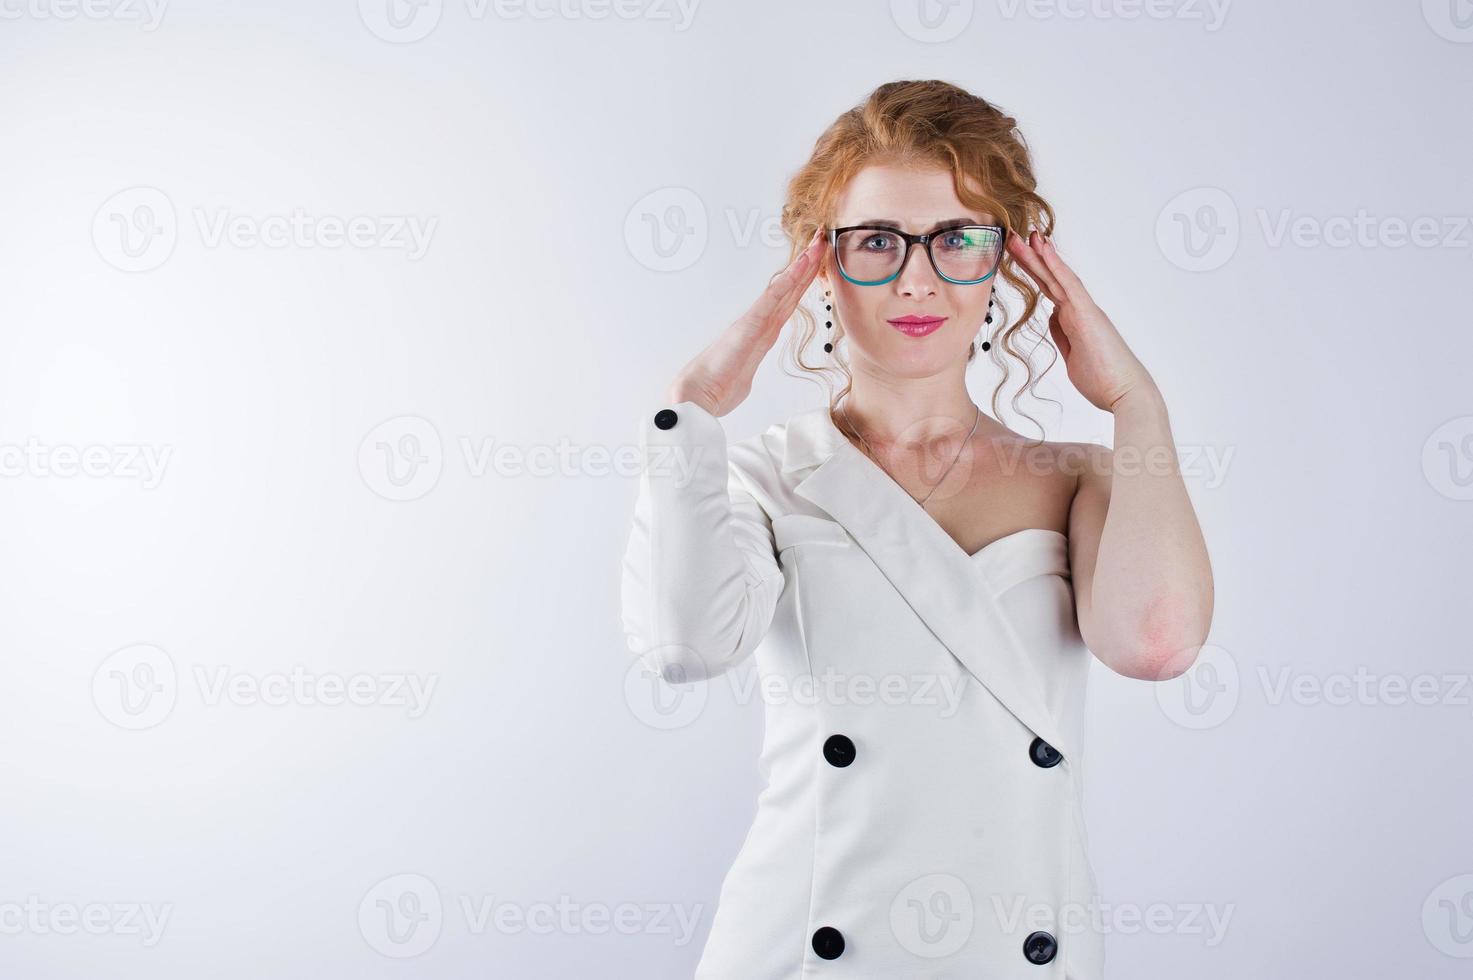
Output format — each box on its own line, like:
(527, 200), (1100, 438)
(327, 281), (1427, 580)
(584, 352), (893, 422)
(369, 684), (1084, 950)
(896, 243), (938, 296)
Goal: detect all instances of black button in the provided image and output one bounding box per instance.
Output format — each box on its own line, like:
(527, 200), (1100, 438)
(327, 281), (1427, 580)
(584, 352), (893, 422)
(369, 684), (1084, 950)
(822, 734), (855, 768)
(653, 408), (678, 430)
(1029, 736), (1062, 768)
(1023, 930), (1057, 964)
(812, 926), (845, 959)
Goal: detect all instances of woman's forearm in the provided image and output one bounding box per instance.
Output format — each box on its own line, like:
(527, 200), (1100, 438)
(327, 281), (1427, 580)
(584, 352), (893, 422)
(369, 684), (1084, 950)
(1089, 384), (1215, 679)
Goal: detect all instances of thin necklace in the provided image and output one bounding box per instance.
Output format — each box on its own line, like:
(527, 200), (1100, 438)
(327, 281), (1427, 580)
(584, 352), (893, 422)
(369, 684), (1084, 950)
(840, 399), (981, 507)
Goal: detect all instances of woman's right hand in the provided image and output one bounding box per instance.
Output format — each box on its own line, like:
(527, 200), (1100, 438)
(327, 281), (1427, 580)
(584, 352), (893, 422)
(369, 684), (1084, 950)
(665, 227), (828, 418)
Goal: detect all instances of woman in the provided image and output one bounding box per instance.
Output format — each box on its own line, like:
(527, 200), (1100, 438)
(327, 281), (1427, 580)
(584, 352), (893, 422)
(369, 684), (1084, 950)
(621, 79), (1214, 978)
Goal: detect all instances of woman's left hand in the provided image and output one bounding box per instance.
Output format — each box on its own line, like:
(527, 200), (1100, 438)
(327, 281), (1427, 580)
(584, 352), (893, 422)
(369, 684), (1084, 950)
(1005, 230), (1156, 413)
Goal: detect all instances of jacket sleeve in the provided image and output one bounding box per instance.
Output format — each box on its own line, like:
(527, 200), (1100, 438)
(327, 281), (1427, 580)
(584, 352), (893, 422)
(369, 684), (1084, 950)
(620, 400), (786, 684)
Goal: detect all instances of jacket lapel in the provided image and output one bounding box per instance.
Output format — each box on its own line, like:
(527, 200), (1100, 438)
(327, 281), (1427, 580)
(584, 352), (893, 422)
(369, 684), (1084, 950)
(780, 405), (1074, 762)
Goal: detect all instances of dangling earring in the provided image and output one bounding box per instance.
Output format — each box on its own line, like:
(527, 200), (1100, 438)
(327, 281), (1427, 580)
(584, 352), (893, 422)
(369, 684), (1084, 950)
(822, 286), (835, 354)
(979, 294), (995, 352)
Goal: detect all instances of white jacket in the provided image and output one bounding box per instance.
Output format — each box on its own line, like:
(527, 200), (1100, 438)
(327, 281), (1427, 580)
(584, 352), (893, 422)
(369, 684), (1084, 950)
(621, 399), (1105, 978)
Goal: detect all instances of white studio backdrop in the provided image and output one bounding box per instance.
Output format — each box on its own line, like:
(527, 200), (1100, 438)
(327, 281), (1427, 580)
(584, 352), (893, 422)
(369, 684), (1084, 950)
(1, 1), (1470, 977)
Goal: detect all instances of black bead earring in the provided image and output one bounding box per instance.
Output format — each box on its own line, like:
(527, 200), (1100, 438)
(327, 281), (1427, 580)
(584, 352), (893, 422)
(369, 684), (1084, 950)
(979, 295), (995, 352)
(823, 287), (834, 353)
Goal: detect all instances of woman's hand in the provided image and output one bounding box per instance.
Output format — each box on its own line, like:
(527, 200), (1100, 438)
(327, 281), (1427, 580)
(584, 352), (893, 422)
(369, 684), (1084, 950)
(1006, 230), (1155, 413)
(666, 227), (828, 417)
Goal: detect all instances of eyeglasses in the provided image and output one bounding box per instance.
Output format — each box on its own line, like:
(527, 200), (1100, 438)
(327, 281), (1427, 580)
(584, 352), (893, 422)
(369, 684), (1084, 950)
(828, 223), (1006, 286)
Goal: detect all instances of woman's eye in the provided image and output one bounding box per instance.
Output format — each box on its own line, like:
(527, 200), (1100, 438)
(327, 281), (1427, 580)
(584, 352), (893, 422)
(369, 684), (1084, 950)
(862, 235), (894, 251)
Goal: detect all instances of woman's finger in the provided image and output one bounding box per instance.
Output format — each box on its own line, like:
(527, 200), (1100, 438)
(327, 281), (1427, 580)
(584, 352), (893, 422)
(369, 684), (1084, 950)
(1007, 230), (1065, 305)
(1037, 236), (1090, 307)
(765, 233), (828, 328)
(748, 233), (821, 326)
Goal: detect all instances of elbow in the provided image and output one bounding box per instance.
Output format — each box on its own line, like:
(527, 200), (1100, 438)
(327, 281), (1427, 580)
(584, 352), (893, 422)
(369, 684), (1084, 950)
(1116, 638), (1204, 682)
(1092, 593), (1213, 682)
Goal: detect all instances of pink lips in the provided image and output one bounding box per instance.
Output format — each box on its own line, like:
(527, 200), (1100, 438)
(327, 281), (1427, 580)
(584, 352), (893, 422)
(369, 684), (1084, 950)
(887, 315), (947, 338)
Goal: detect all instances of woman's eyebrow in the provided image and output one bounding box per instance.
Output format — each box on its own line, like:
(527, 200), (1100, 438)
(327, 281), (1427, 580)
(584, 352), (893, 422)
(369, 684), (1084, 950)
(850, 216), (987, 231)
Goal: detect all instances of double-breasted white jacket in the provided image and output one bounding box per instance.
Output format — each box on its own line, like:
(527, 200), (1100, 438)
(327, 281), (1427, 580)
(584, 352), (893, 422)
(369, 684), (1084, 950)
(621, 398), (1106, 979)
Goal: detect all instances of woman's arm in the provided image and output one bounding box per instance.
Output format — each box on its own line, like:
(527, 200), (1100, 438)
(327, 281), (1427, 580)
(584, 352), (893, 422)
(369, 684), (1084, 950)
(1007, 230), (1215, 681)
(1067, 386), (1215, 680)
(621, 227), (828, 683)
(620, 400), (786, 683)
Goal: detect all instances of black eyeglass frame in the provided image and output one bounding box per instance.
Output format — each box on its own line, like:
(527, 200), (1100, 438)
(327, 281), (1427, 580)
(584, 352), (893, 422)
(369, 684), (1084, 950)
(827, 223), (1008, 286)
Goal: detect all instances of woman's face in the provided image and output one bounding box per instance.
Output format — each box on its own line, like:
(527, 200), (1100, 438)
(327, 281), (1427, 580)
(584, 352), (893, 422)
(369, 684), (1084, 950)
(821, 163), (999, 379)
